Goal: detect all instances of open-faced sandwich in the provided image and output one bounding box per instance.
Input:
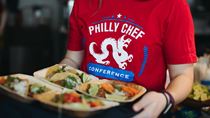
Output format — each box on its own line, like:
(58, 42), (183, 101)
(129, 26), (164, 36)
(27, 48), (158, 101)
(0, 74), (62, 99)
(34, 90), (119, 112)
(0, 76), (29, 96)
(28, 83), (50, 97)
(34, 64), (98, 89)
(76, 79), (146, 102)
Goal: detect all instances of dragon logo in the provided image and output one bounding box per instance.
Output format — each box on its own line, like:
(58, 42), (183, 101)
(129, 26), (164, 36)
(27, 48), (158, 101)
(89, 35), (133, 69)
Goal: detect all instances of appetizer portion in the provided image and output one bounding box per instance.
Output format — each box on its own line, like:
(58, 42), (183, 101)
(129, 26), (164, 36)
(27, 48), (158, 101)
(34, 64), (98, 89)
(53, 92), (104, 110)
(188, 82), (210, 101)
(34, 90), (119, 111)
(0, 76), (29, 96)
(28, 83), (50, 97)
(0, 74), (62, 99)
(76, 79), (146, 102)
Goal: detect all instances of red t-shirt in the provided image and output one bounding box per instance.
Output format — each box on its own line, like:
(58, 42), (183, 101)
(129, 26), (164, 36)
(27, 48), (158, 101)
(67, 0), (197, 91)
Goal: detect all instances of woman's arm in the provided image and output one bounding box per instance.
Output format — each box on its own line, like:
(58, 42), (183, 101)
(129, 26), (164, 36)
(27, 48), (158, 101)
(60, 50), (84, 69)
(132, 64), (194, 118)
(166, 64), (194, 104)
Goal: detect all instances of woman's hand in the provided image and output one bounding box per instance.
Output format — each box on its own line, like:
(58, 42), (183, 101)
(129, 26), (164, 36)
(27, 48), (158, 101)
(132, 91), (167, 118)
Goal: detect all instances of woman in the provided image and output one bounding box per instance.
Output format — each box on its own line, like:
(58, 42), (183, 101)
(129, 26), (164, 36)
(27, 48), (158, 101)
(61, 0), (197, 117)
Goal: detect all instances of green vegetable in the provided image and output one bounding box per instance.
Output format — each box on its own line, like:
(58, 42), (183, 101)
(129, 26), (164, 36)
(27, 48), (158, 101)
(62, 76), (78, 89)
(82, 95), (92, 99)
(62, 80), (73, 89)
(67, 76), (78, 83)
(88, 84), (99, 96)
(4, 76), (21, 88)
(57, 66), (66, 73)
(105, 94), (127, 101)
(81, 73), (91, 83)
(82, 95), (95, 102)
(30, 84), (47, 94)
(67, 103), (90, 110)
(114, 84), (122, 91)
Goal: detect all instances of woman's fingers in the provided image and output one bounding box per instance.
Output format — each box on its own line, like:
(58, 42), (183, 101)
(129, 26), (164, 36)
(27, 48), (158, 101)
(132, 105), (155, 118)
(132, 91), (167, 118)
(133, 95), (149, 112)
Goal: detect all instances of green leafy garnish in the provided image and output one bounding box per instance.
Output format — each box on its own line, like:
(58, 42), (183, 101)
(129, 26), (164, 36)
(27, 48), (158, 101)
(57, 66), (66, 73)
(88, 84), (99, 96)
(82, 95), (95, 101)
(4, 76), (21, 88)
(105, 94), (127, 101)
(62, 76), (78, 89)
(81, 73), (91, 83)
(114, 84), (122, 91)
(67, 103), (90, 110)
(30, 84), (47, 94)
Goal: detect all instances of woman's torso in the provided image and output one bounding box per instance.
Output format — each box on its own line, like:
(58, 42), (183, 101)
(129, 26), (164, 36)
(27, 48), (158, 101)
(75, 0), (177, 91)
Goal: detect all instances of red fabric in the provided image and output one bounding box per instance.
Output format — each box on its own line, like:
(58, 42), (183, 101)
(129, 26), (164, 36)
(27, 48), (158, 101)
(67, 0), (197, 91)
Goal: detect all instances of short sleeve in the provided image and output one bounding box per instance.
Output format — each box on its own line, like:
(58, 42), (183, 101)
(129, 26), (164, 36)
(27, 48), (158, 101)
(67, 0), (83, 51)
(163, 0), (197, 64)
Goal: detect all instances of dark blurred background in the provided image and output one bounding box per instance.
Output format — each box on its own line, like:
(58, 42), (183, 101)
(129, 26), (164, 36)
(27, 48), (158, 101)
(0, 0), (74, 75)
(0, 0), (210, 75)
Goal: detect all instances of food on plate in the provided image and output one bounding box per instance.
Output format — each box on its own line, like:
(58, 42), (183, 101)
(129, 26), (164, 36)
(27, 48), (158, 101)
(0, 74), (120, 114)
(0, 76), (29, 96)
(46, 65), (90, 82)
(28, 83), (50, 97)
(53, 91), (104, 109)
(0, 74), (60, 98)
(37, 64), (94, 89)
(188, 82), (210, 101)
(35, 90), (119, 111)
(76, 79), (146, 102)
